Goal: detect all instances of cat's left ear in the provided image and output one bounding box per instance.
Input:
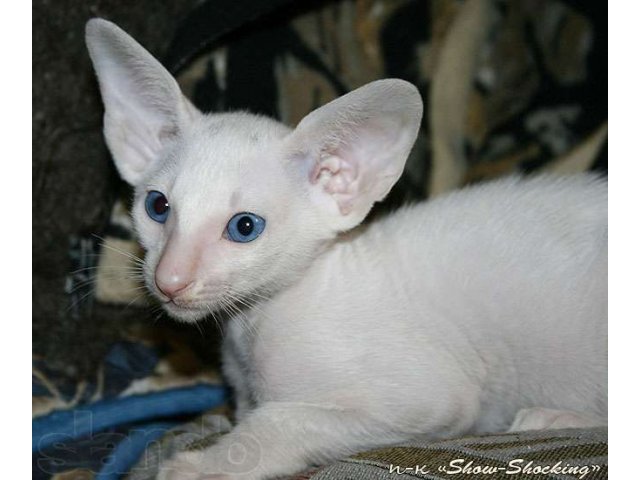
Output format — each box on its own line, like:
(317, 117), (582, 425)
(85, 19), (198, 185)
(285, 79), (423, 231)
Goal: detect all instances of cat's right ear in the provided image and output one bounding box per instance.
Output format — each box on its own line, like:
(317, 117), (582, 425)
(85, 19), (198, 185)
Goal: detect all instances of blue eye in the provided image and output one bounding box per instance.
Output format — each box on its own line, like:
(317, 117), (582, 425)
(225, 212), (266, 243)
(145, 191), (170, 223)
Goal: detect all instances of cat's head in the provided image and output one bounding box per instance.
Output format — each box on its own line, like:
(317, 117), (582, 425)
(85, 19), (423, 322)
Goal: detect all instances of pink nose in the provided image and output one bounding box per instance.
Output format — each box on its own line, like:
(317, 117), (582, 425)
(154, 230), (200, 300)
(155, 273), (193, 300)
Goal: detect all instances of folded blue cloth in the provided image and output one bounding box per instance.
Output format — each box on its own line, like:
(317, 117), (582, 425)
(33, 384), (227, 479)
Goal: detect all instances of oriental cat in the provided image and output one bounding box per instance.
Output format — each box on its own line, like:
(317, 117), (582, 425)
(86, 19), (607, 480)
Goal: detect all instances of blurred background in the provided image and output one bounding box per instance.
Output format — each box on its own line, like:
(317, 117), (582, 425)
(33, 0), (607, 478)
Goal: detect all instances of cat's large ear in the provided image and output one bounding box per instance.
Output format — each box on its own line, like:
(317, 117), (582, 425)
(85, 19), (198, 185)
(285, 79), (423, 231)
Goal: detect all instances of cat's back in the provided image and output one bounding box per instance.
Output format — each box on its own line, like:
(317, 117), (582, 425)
(363, 173), (606, 284)
(278, 173), (607, 334)
(317, 173), (607, 337)
(339, 173), (608, 371)
(376, 173), (606, 250)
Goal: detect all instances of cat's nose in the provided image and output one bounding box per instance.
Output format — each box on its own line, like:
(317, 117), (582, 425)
(154, 231), (200, 300)
(155, 273), (193, 300)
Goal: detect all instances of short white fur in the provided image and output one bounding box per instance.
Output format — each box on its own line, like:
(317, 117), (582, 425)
(86, 19), (607, 480)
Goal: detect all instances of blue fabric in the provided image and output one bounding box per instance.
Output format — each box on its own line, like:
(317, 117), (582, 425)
(95, 421), (178, 480)
(102, 342), (162, 397)
(33, 384), (226, 452)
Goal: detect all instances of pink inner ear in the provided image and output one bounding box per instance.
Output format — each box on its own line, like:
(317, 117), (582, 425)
(309, 153), (359, 215)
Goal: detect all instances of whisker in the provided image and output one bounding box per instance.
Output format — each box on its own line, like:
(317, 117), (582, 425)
(66, 277), (98, 295)
(205, 304), (224, 336)
(66, 272), (146, 295)
(194, 322), (205, 337)
(66, 288), (95, 313)
(225, 285), (303, 342)
(121, 291), (150, 311)
(91, 234), (145, 266)
(151, 309), (165, 325)
(219, 294), (252, 339)
(69, 265), (144, 275)
(226, 287), (271, 320)
(221, 291), (259, 340)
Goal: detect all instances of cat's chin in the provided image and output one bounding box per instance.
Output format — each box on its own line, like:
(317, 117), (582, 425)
(162, 301), (209, 323)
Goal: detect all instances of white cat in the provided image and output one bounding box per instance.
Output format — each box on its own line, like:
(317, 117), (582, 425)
(86, 19), (607, 480)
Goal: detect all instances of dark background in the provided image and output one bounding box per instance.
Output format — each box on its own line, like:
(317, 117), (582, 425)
(34, 1), (201, 379)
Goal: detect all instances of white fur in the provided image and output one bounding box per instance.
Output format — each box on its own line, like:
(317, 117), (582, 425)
(86, 19), (607, 480)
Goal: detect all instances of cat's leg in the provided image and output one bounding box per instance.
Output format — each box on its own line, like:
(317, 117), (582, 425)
(508, 407), (606, 432)
(157, 401), (408, 480)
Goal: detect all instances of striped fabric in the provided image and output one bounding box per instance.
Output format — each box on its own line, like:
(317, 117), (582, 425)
(127, 419), (606, 479)
(308, 427), (607, 480)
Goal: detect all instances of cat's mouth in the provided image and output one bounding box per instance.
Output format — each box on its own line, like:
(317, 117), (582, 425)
(150, 281), (260, 324)
(161, 299), (210, 323)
